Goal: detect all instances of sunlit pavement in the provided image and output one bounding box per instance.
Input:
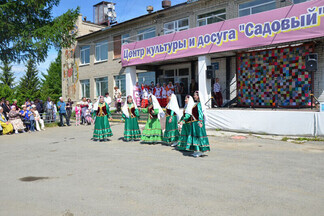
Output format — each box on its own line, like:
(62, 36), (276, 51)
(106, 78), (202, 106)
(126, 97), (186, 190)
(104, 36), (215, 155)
(0, 123), (323, 216)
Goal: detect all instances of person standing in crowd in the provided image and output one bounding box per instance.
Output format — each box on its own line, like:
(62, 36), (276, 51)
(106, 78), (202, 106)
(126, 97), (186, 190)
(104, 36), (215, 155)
(57, 97), (70, 127)
(0, 106), (13, 135)
(163, 94), (181, 146)
(45, 97), (53, 122)
(189, 78), (198, 95)
(174, 82), (182, 108)
(140, 95), (164, 144)
(150, 81), (155, 93)
(161, 83), (168, 108)
(213, 78), (223, 107)
(92, 96), (113, 141)
(166, 81), (174, 97)
(29, 106), (36, 132)
(113, 86), (122, 109)
(31, 105), (45, 131)
(66, 98), (73, 121)
(80, 97), (89, 125)
(12, 99), (18, 110)
(116, 93), (122, 113)
(141, 85), (149, 108)
(52, 100), (57, 121)
(177, 95), (195, 152)
(25, 98), (32, 108)
(133, 82), (141, 107)
(153, 83), (162, 106)
(75, 102), (81, 126)
(20, 105), (32, 131)
(8, 106), (25, 134)
(121, 95), (141, 141)
(1, 99), (11, 119)
(104, 93), (112, 107)
(34, 99), (43, 114)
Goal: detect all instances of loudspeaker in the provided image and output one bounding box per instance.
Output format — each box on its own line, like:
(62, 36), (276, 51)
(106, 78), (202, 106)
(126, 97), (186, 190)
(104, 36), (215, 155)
(306, 53), (318, 71)
(206, 65), (214, 79)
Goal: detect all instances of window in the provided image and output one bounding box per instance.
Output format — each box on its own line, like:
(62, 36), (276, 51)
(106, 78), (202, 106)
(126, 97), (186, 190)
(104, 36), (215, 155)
(122, 33), (130, 45)
(113, 35), (122, 58)
(293, 0), (308, 3)
(95, 77), (108, 97)
(95, 40), (108, 62)
(80, 46), (90, 65)
(138, 72), (156, 85)
(164, 18), (189, 34)
(114, 75), (126, 96)
(137, 27), (156, 41)
(80, 79), (90, 98)
(239, 0), (276, 17)
(197, 9), (226, 26)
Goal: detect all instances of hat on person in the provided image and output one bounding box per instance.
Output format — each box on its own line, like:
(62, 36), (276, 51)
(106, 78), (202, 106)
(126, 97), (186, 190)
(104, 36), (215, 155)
(31, 105), (36, 108)
(21, 105), (26, 108)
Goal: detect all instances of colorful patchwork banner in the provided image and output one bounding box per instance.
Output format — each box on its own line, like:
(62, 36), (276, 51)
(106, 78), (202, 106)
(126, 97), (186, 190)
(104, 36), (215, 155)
(121, 0), (324, 67)
(237, 44), (314, 107)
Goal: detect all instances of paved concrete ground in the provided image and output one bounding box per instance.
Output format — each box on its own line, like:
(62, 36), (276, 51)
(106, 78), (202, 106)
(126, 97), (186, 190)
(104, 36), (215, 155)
(0, 123), (323, 216)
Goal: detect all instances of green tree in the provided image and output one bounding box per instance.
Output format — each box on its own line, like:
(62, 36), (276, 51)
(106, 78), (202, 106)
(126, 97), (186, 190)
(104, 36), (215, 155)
(16, 58), (40, 104)
(0, 84), (15, 101)
(40, 51), (62, 102)
(0, 59), (15, 88)
(0, 0), (79, 63)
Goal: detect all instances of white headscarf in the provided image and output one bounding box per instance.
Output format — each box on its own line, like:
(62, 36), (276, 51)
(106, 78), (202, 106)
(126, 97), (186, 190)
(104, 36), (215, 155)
(93, 96), (104, 111)
(122, 96), (137, 118)
(151, 95), (165, 119)
(166, 93), (182, 121)
(184, 95), (195, 115)
(196, 91), (208, 122)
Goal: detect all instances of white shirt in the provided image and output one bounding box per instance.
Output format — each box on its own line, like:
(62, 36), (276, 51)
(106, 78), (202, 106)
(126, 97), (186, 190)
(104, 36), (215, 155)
(104, 96), (112, 105)
(213, 82), (221, 93)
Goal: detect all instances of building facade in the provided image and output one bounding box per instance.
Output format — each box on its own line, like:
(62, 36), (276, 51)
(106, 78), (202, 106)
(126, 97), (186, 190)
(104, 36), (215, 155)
(62, 0), (324, 108)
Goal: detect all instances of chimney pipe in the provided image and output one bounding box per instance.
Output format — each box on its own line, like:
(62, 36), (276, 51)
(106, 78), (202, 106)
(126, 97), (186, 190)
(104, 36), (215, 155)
(162, 0), (171, 9)
(147, 5), (154, 13)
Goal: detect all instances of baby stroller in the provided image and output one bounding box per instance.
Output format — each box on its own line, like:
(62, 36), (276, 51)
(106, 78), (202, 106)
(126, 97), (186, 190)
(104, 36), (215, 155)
(84, 110), (93, 125)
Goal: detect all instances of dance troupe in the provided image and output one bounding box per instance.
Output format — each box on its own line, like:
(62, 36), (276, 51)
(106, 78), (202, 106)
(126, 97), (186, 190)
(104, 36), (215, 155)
(91, 91), (210, 158)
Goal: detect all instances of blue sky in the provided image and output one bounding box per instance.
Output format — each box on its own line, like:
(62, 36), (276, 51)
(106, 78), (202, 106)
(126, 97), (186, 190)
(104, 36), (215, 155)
(11, 0), (186, 83)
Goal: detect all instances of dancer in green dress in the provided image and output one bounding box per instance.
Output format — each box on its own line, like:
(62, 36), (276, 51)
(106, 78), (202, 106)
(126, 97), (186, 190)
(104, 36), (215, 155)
(190, 91), (210, 157)
(163, 93), (182, 146)
(177, 95), (195, 151)
(141, 95), (164, 144)
(92, 96), (113, 141)
(121, 95), (141, 141)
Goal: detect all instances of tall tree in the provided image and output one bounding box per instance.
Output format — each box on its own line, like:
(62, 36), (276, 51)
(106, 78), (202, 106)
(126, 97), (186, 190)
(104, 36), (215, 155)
(16, 58), (40, 103)
(0, 59), (15, 88)
(0, 0), (79, 63)
(40, 51), (62, 102)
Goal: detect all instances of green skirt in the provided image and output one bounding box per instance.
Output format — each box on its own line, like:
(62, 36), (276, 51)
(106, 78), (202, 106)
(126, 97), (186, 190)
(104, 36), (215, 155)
(177, 122), (192, 151)
(141, 117), (162, 143)
(124, 117), (141, 141)
(186, 121), (210, 152)
(163, 116), (180, 144)
(93, 115), (113, 141)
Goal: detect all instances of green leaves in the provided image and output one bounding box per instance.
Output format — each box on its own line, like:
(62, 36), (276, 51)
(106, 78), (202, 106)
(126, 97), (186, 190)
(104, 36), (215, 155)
(0, 0), (79, 63)
(0, 59), (15, 88)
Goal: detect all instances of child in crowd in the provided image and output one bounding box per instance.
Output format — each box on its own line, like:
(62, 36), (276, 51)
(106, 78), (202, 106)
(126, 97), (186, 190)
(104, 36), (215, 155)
(84, 109), (93, 125)
(75, 102), (81, 126)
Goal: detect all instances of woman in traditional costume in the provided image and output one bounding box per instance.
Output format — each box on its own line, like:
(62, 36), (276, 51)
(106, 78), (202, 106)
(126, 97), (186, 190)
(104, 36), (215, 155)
(141, 95), (164, 144)
(189, 91), (210, 157)
(121, 95), (141, 141)
(163, 94), (182, 146)
(177, 95), (195, 151)
(92, 96), (113, 141)
(0, 106), (13, 135)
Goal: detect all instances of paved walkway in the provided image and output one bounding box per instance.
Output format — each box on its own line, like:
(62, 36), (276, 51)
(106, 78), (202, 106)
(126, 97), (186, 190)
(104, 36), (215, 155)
(0, 123), (323, 216)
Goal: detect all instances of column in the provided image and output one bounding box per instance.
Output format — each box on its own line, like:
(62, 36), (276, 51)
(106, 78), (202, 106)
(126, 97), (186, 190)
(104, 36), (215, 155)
(198, 55), (211, 107)
(125, 66), (136, 97)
